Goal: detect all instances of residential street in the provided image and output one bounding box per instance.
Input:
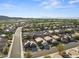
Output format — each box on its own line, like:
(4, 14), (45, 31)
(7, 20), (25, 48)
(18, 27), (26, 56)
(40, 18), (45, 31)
(9, 27), (23, 58)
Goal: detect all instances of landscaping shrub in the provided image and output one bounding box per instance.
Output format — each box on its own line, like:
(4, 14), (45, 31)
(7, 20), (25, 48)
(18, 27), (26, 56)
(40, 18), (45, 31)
(2, 46), (9, 55)
(44, 55), (51, 58)
(24, 52), (33, 58)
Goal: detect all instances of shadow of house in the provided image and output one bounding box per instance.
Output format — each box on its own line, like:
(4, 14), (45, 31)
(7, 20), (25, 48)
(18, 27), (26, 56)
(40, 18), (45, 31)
(30, 41), (37, 52)
(41, 40), (50, 50)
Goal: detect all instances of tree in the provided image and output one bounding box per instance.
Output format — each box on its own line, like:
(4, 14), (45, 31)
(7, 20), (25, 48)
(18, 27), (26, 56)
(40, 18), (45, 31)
(24, 52), (32, 58)
(56, 43), (65, 55)
(74, 33), (79, 40)
(74, 35), (79, 40)
(71, 20), (79, 25)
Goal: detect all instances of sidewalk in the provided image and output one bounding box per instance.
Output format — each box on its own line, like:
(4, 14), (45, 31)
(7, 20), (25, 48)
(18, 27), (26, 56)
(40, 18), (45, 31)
(39, 46), (79, 58)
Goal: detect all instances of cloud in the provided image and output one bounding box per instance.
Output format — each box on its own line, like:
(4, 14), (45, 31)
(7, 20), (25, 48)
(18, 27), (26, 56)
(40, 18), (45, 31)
(33, 0), (79, 9)
(33, 0), (42, 1)
(0, 3), (15, 10)
(69, 0), (79, 4)
(39, 0), (61, 8)
(47, 0), (60, 7)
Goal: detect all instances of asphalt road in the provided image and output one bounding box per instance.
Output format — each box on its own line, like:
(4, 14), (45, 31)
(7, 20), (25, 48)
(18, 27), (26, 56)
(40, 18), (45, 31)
(9, 27), (22, 58)
(32, 41), (79, 57)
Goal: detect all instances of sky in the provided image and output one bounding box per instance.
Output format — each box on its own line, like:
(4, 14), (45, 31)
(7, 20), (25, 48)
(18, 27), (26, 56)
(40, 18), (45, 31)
(0, 0), (79, 18)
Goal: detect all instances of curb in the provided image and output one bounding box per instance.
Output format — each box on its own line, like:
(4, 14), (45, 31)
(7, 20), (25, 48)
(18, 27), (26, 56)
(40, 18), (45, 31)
(20, 27), (24, 58)
(7, 34), (14, 58)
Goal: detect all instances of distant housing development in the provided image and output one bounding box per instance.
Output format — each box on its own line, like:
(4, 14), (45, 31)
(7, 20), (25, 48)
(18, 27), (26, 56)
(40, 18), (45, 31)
(0, 17), (79, 58)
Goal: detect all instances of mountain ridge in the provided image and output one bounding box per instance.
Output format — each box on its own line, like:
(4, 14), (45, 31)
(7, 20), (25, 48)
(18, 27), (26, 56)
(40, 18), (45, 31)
(0, 15), (79, 21)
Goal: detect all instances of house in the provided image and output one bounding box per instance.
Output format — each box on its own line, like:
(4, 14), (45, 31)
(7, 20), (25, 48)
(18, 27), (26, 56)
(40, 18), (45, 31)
(43, 31), (50, 36)
(30, 41), (37, 52)
(60, 34), (74, 43)
(24, 40), (30, 50)
(65, 28), (73, 33)
(41, 40), (48, 45)
(44, 36), (52, 44)
(60, 37), (69, 43)
(53, 26), (57, 29)
(54, 29), (60, 34)
(48, 30), (53, 34)
(52, 35), (60, 41)
(35, 37), (49, 49)
(35, 37), (44, 44)
(30, 41), (37, 48)
(24, 40), (37, 51)
(33, 31), (44, 38)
